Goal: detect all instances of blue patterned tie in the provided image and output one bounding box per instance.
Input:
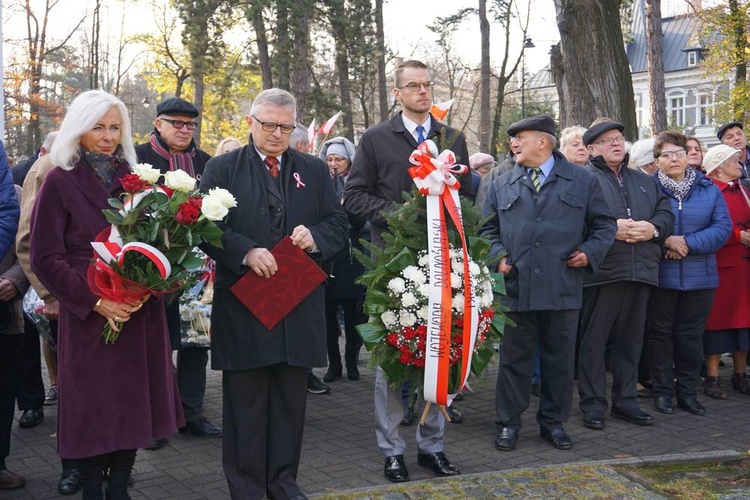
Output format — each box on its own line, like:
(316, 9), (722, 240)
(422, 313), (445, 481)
(416, 125), (426, 144)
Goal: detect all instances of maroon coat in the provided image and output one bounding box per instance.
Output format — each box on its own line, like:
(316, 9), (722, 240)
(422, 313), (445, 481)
(705, 179), (750, 331)
(29, 160), (183, 459)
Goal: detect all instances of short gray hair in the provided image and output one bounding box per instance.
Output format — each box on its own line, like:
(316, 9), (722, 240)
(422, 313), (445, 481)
(249, 88), (297, 121)
(539, 131), (557, 150)
(289, 122), (309, 151)
(50, 90), (136, 170)
(559, 126), (586, 151)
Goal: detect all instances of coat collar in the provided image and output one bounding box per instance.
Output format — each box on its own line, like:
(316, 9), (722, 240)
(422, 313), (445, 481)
(388, 112), (445, 147)
(66, 158), (129, 210)
(508, 150), (574, 184)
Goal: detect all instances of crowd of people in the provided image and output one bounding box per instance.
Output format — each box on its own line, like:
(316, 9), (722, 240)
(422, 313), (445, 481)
(0, 58), (749, 500)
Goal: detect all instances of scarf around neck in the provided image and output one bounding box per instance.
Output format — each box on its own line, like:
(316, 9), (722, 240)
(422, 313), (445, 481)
(658, 165), (696, 202)
(149, 132), (196, 177)
(81, 146), (124, 187)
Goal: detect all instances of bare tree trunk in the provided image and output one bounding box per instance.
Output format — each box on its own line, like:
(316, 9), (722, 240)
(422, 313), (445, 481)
(552, 0), (637, 139)
(646, 0), (666, 135)
(249, 3), (273, 89)
(478, 0), (491, 152)
(275, 1), (290, 90)
(334, 38), (354, 141)
(375, 0), (389, 122)
(289, 0), (312, 118)
(89, 0), (101, 89)
(729, 0), (747, 120)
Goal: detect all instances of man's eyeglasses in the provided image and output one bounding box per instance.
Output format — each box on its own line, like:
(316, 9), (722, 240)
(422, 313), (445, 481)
(252, 116), (295, 134)
(658, 150), (687, 160)
(594, 135), (625, 146)
(161, 118), (198, 130)
(397, 81), (434, 92)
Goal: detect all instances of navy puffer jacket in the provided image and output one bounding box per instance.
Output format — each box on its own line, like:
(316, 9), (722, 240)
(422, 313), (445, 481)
(654, 170), (732, 290)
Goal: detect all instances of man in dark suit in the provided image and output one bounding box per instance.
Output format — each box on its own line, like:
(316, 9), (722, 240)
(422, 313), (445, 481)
(135, 97), (220, 447)
(200, 88), (348, 500)
(344, 60), (472, 483)
(480, 115), (616, 452)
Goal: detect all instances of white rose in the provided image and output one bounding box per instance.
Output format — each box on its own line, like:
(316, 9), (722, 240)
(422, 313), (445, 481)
(381, 311), (398, 329)
(400, 312), (416, 327)
(163, 169), (197, 192)
(207, 187), (238, 208)
(388, 277), (406, 294)
(402, 292), (417, 307)
(201, 196), (229, 221)
(131, 163), (161, 184)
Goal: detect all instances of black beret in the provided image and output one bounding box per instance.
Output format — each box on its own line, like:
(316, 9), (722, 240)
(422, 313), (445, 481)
(507, 115), (556, 138)
(582, 121), (625, 146)
(156, 97), (199, 118)
(717, 121), (743, 141)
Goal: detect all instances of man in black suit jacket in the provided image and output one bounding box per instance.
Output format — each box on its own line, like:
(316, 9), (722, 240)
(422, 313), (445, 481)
(135, 97), (221, 446)
(200, 88), (348, 500)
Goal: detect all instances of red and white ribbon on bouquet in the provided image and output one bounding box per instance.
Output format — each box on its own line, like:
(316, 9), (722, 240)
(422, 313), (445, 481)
(408, 140), (479, 407)
(91, 187), (172, 280)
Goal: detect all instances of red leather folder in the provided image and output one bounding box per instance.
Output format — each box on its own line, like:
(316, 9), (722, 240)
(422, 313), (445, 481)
(230, 236), (327, 330)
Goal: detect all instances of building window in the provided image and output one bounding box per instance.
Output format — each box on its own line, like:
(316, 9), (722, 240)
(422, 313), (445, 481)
(687, 51), (697, 67)
(668, 94), (686, 126)
(698, 93), (714, 126)
(635, 94), (643, 130)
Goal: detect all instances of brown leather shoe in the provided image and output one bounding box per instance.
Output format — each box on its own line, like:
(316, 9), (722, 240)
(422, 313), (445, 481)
(731, 373), (750, 395)
(704, 376), (728, 400)
(0, 468), (25, 490)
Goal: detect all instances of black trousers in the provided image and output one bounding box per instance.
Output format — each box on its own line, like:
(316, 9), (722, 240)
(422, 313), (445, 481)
(0, 335), (21, 468)
(222, 364), (307, 500)
(645, 288), (714, 398)
(495, 309), (578, 432)
(324, 297), (362, 371)
(16, 314), (44, 411)
(578, 281), (651, 416)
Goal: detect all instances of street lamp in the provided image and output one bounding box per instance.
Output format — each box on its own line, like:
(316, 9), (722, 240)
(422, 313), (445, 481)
(521, 37), (536, 119)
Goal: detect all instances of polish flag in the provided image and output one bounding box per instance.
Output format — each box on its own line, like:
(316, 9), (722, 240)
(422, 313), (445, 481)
(430, 99), (455, 120)
(318, 111), (342, 135)
(307, 119), (316, 146)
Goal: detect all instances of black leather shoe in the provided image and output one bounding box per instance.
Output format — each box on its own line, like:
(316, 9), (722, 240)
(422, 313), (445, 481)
(180, 417), (222, 437)
(144, 437), (168, 450)
(540, 427), (573, 450)
(417, 452), (460, 476)
(58, 469), (81, 495)
(18, 408), (43, 428)
(582, 413), (605, 430)
(611, 407), (654, 426)
(384, 455), (408, 483)
(654, 395), (674, 414)
(446, 406), (463, 424)
(495, 427), (518, 451)
(677, 396), (706, 416)
(400, 405), (414, 426)
(306, 372), (331, 394)
(0, 468), (25, 490)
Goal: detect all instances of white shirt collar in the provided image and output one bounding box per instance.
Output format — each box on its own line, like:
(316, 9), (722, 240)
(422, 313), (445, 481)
(401, 114), (431, 142)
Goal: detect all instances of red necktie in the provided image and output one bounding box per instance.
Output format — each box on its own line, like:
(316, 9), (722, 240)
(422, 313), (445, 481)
(264, 156), (279, 178)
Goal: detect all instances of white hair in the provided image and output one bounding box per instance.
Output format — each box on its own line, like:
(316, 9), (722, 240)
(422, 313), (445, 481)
(289, 122), (309, 150)
(50, 90), (136, 170)
(249, 88), (297, 121)
(559, 126), (587, 151)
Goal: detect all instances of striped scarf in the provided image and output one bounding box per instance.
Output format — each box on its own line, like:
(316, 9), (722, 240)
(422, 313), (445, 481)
(149, 132), (196, 177)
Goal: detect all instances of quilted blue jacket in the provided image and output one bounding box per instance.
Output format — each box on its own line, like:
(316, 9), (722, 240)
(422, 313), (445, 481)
(0, 141), (19, 263)
(654, 170), (731, 290)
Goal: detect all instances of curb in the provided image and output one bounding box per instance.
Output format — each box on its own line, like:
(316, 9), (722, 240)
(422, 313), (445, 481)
(310, 449), (746, 498)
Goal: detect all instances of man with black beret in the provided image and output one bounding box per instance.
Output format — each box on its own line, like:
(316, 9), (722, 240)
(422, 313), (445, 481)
(480, 115), (616, 452)
(717, 121), (750, 179)
(135, 97), (220, 448)
(577, 118), (674, 431)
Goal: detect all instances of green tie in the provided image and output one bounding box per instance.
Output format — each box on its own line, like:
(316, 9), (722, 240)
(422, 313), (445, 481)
(530, 169), (540, 192)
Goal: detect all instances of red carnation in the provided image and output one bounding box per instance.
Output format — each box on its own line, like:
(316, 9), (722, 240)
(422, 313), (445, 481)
(120, 174), (147, 193)
(399, 350), (413, 364)
(175, 200), (201, 225)
(386, 333), (400, 346)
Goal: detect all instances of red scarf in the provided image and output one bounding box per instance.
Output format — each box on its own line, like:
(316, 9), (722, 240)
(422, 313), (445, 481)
(149, 133), (196, 177)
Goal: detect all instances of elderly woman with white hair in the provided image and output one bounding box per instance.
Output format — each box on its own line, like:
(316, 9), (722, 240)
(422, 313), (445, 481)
(28, 90), (183, 499)
(559, 126), (588, 166)
(703, 144), (750, 400)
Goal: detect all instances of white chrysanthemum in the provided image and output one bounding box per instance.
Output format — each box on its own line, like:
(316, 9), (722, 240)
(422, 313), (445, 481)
(404, 266), (427, 285)
(402, 292), (418, 307)
(417, 306), (429, 321)
(381, 311), (398, 329)
(388, 277), (406, 294)
(417, 283), (430, 298)
(131, 163), (161, 184)
(450, 273), (462, 289)
(400, 312), (417, 327)
(469, 262), (481, 276)
(452, 295), (465, 313)
(418, 253), (429, 266)
(481, 265), (490, 276)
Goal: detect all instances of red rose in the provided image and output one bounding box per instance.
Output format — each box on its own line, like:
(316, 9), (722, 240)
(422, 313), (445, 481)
(120, 174), (147, 193)
(187, 196), (203, 208)
(175, 201), (201, 225)
(161, 185), (175, 198)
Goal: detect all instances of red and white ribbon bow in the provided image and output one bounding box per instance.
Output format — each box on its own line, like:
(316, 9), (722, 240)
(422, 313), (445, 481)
(408, 140), (478, 407)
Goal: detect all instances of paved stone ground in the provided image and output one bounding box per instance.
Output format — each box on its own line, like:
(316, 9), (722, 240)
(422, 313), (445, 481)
(5, 344), (750, 499)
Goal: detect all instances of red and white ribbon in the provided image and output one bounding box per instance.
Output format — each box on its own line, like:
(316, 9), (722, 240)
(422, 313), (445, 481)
(408, 140), (479, 407)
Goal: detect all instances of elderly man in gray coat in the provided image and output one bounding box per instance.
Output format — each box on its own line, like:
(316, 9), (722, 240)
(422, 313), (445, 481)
(480, 115), (616, 452)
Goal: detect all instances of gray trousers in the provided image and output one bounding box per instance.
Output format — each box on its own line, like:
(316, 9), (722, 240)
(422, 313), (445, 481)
(373, 367), (444, 457)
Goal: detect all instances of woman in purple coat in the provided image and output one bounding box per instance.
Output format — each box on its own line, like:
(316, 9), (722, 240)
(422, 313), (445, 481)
(29, 90), (183, 499)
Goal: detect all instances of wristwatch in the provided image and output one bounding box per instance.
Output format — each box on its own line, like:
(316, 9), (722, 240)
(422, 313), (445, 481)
(652, 228), (660, 240)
